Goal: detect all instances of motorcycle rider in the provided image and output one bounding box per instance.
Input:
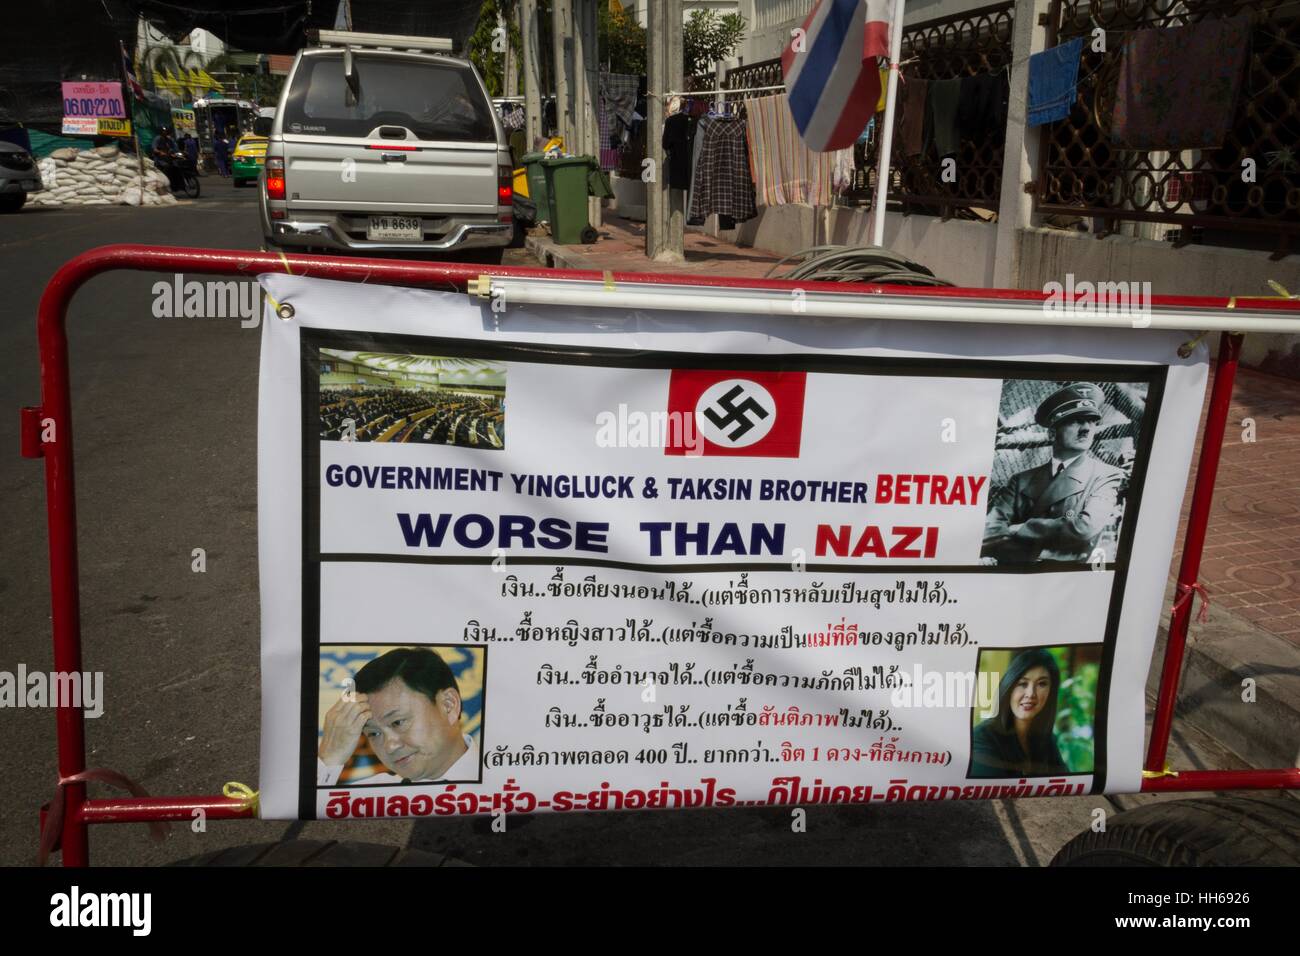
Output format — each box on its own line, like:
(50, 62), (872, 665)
(151, 126), (180, 189)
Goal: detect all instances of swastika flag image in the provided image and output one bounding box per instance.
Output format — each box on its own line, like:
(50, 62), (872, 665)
(665, 369), (807, 457)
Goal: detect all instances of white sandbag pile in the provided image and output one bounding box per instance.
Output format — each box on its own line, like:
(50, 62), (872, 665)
(28, 144), (180, 208)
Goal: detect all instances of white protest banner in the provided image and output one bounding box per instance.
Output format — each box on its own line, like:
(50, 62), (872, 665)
(256, 275), (1208, 820)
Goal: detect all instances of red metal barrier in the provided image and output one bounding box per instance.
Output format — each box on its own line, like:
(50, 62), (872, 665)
(26, 244), (1299, 866)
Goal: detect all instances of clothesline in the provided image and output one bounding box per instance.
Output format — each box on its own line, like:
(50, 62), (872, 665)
(651, 84), (787, 98)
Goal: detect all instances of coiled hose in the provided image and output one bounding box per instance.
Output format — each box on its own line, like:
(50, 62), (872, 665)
(764, 245), (953, 286)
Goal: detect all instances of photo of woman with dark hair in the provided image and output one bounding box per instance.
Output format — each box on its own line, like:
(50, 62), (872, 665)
(969, 648), (1071, 778)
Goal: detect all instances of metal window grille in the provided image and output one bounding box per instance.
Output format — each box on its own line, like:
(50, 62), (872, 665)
(1035, 0), (1300, 253)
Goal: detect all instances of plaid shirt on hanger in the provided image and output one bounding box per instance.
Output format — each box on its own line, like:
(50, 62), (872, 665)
(688, 117), (757, 223)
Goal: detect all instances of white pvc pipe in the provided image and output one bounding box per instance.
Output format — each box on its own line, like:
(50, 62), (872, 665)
(481, 277), (1300, 335)
(870, 0), (907, 247)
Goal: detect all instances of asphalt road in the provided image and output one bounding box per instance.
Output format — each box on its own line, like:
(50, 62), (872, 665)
(0, 184), (1105, 866)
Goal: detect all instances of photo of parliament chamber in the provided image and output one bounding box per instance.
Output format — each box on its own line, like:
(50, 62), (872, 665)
(318, 350), (505, 450)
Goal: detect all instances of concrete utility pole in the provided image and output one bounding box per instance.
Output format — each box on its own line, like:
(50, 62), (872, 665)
(552, 0), (575, 148)
(520, 0), (542, 146)
(575, 0), (601, 226)
(992, 0), (1050, 289)
(501, 7), (517, 98)
(646, 0), (684, 261)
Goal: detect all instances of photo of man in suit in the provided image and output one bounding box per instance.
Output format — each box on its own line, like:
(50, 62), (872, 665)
(981, 382), (1127, 565)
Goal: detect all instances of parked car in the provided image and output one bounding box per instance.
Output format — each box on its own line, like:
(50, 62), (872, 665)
(231, 133), (268, 187)
(259, 30), (513, 262)
(0, 141), (42, 213)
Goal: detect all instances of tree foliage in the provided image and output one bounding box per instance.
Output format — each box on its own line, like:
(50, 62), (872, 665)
(598, 2), (646, 76)
(683, 10), (747, 78)
(467, 0), (523, 97)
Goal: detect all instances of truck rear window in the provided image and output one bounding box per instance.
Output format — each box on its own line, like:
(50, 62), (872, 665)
(282, 53), (496, 142)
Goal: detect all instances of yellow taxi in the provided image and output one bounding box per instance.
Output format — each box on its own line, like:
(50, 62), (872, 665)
(232, 133), (268, 187)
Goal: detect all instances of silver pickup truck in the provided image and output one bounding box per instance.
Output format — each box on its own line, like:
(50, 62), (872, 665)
(260, 31), (513, 262)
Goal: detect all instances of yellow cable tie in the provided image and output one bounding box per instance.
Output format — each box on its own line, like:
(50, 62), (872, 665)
(603, 269), (615, 292)
(264, 292), (280, 314)
(1141, 765), (1179, 779)
(224, 781), (261, 816)
(1177, 330), (1210, 359)
(279, 251), (293, 275)
(1227, 295), (1237, 309)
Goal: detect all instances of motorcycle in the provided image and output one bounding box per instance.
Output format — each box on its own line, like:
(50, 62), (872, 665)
(157, 151), (201, 199)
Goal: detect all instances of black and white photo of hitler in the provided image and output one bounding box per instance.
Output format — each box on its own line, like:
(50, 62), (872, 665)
(981, 380), (1147, 565)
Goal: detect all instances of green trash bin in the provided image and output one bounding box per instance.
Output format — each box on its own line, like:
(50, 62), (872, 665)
(522, 151), (551, 222)
(587, 166), (613, 200)
(541, 155), (599, 245)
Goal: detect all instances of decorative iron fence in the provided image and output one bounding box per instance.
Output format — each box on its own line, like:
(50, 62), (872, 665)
(865, 0), (1015, 213)
(1035, 0), (1300, 252)
(721, 56), (785, 114)
(715, 2), (1014, 214)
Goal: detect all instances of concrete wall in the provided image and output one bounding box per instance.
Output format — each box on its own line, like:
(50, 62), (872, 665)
(610, 174), (647, 221)
(702, 209), (1298, 371)
(837, 210), (999, 288)
(703, 204), (998, 286)
(1018, 228), (1300, 371)
(625, 0), (739, 28)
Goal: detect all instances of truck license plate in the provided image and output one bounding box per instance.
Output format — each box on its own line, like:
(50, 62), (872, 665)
(367, 216), (421, 241)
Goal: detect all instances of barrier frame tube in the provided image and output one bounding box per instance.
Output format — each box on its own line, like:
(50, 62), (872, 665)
(29, 245), (1300, 866)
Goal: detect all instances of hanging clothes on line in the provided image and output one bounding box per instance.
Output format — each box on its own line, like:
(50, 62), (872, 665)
(662, 107), (694, 190)
(1027, 37), (1084, 127)
(928, 78), (962, 158)
(688, 115), (757, 224)
(686, 113), (711, 225)
(600, 72), (640, 130)
(598, 101), (622, 171)
(957, 71), (1009, 142)
(743, 93), (854, 208)
(502, 104), (525, 131)
(598, 72), (641, 168)
(900, 77), (929, 157)
(1111, 16), (1251, 149)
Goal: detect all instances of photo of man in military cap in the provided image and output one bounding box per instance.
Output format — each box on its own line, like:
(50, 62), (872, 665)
(982, 382), (1130, 565)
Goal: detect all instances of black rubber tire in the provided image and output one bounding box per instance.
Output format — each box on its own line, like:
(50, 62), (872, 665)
(580, 225), (599, 244)
(0, 193), (26, 213)
(168, 839), (471, 867)
(183, 174), (200, 199)
(1051, 795), (1300, 867)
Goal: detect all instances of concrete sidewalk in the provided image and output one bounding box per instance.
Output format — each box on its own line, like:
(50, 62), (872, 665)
(1159, 364), (1300, 773)
(527, 214), (786, 278)
(527, 221), (1300, 778)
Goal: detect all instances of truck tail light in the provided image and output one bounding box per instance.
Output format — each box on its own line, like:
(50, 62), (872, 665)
(265, 157), (286, 201)
(497, 165), (512, 205)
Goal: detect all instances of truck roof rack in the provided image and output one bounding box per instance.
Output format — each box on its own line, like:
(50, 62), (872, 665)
(309, 29), (455, 54)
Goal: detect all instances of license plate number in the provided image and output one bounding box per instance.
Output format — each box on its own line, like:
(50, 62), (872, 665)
(367, 216), (421, 240)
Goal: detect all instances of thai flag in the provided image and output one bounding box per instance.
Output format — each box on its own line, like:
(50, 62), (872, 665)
(120, 41), (145, 100)
(782, 0), (894, 152)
